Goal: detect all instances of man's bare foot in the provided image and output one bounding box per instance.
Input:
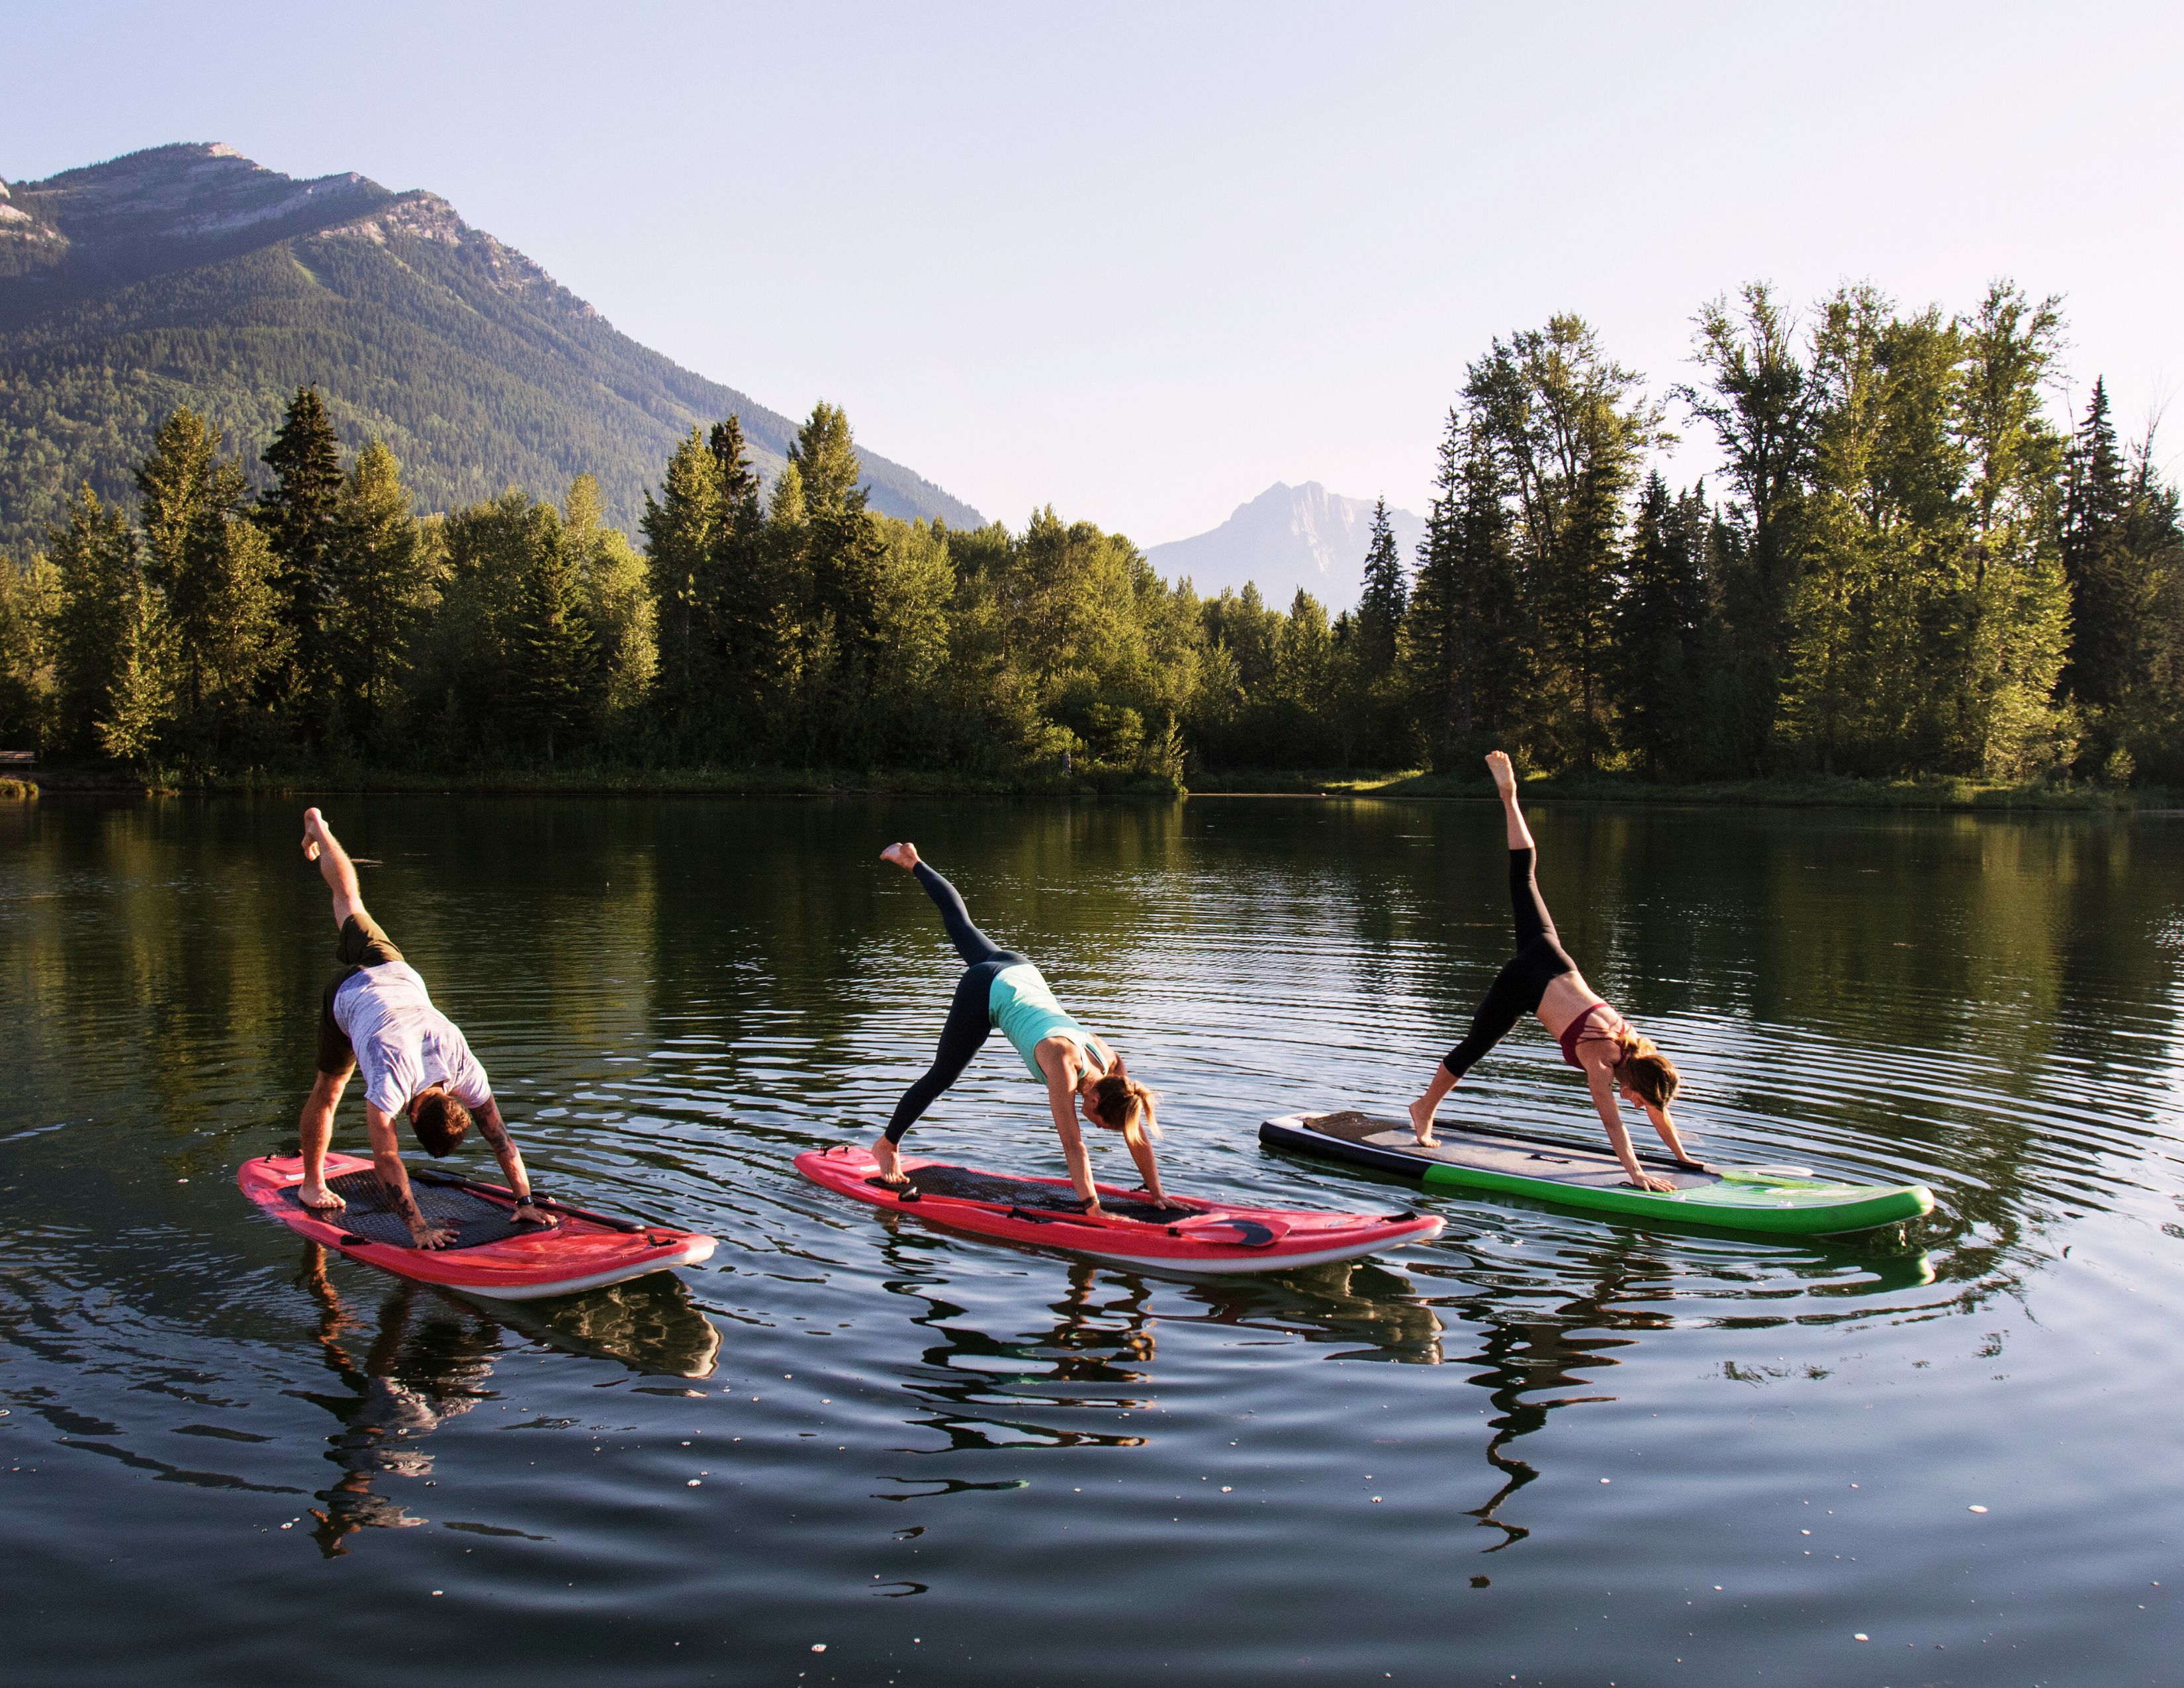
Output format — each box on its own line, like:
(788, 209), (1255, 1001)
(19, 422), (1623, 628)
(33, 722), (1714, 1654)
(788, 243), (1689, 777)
(1406, 1096), (1439, 1147)
(879, 842), (921, 872)
(301, 807), (325, 863)
(870, 1136), (910, 1186)
(296, 1182), (347, 1212)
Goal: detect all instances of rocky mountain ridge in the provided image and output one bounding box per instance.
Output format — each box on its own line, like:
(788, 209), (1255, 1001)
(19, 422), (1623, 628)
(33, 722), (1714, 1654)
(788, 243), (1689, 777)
(0, 143), (981, 551)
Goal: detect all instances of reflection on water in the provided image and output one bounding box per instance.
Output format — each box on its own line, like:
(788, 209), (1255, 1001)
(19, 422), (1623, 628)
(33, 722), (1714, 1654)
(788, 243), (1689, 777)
(1, 796), (2181, 1687)
(293, 1243), (496, 1553)
(287, 1244), (726, 1555)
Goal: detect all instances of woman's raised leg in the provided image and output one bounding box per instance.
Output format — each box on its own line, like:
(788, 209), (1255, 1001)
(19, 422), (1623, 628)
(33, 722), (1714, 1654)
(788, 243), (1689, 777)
(883, 842), (1005, 967)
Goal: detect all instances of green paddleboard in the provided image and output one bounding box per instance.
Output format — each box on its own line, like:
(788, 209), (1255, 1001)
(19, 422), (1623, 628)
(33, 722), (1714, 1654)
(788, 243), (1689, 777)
(1259, 1111), (1934, 1237)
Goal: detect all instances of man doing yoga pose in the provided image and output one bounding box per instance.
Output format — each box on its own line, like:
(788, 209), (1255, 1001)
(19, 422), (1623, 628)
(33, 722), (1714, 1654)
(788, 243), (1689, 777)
(1408, 752), (1698, 1192)
(295, 808), (553, 1247)
(872, 843), (1165, 1217)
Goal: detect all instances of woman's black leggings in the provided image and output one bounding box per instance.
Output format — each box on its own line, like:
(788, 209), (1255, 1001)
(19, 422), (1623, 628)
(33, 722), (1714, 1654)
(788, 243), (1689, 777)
(1441, 848), (1577, 1080)
(884, 864), (1026, 1143)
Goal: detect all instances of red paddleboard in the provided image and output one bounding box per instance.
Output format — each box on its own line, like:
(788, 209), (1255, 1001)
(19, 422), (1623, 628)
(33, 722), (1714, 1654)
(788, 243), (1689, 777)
(796, 1144), (1443, 1274)
(238, 1152), (717, 1301)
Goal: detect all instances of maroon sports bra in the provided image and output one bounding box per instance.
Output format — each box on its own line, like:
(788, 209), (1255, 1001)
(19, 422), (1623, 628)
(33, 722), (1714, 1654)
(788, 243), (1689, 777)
(1557, 1002), (1627, 1069)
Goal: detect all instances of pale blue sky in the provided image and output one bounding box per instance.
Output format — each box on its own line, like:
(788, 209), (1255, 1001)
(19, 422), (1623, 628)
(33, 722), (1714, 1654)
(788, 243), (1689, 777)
(6, 2), (2181, 543)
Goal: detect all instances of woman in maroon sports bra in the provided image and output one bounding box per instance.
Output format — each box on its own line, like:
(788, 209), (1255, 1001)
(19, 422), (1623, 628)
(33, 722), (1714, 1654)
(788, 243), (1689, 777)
(1407, 751), (1698, 1192)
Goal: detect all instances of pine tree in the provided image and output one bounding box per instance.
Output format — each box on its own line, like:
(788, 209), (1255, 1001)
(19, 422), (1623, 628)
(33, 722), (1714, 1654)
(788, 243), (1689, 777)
(2060, 380), (2132, 723)
(563, 474), (656, 738)
(1618, 473), (1707, 776)
(512, 520), (596, 765)
(704, 417), (794, 745)
(1676, 283), (1815, 768)
(1405, 410), (1522, 766)
(1355, 498), (1406, 673)
(0, 551), (60, 749)
(96, 573), (178, 771)
(788, 402), (887, 663)
(326, 440), (433, 745)
(133, 408), (287, 761)
(49, 487), (169, 762)
(641, 428), (728, 755)
(258, 387), (345, 717)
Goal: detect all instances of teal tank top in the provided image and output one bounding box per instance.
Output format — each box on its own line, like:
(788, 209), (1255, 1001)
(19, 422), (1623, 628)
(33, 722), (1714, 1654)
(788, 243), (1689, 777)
(987, 962), (1102, 1082)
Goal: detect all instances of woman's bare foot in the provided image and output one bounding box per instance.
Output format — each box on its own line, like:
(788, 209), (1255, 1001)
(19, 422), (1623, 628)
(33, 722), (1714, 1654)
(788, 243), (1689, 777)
(870, 1135), (910, 1186)
(879, 842), (921, 872)
(1406, 1096), (1439, 1147)
(296, 1182), (347, 1212)
(1484, 749), (1517, 796)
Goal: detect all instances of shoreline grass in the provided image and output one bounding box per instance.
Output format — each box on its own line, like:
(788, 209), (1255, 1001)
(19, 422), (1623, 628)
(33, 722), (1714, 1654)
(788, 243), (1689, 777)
(1184, 767), (2151, 810)
(12, 762), (2161, 810)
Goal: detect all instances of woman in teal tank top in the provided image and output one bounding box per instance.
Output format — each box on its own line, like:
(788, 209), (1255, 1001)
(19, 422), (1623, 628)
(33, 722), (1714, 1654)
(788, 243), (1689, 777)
(871, 843), (1167, 1217)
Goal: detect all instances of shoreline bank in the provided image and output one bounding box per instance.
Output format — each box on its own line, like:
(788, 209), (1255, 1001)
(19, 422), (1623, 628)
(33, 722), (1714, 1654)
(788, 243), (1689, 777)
(3, 764), (2154, 810)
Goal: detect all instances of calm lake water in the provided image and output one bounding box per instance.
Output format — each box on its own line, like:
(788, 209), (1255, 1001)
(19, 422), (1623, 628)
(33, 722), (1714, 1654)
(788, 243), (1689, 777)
(2, 794), (2179, 1686)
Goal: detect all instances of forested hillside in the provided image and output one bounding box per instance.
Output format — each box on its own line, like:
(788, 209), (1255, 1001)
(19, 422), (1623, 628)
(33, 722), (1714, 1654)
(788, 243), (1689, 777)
(0, 144), (981, 561)
(4, 275), (2181, 792)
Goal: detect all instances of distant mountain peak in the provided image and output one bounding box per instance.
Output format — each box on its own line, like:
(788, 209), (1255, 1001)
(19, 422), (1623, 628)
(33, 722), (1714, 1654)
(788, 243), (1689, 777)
(1146, 482), (1423, 611)
(0, 142), (983, 553)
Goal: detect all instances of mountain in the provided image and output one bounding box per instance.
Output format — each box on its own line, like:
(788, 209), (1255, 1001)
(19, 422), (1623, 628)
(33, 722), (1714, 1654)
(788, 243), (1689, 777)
(0, 144), (981, 559)
(1144, 482), (1426, 612)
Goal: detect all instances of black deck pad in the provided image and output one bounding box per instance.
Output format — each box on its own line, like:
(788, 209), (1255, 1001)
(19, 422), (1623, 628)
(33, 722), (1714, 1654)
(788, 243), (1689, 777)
(876, 1164), (1194, 1223)
(287, 1168), (533, 1249)
(1301, 1111), (1718, 1190)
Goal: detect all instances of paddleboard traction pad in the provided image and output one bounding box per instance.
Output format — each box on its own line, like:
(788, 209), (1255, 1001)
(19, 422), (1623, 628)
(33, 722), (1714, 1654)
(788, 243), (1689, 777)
(878, 1164), (1195, 1224)
(288, 1169), (537, 1250)
(1298, 1110), (1716, 1188)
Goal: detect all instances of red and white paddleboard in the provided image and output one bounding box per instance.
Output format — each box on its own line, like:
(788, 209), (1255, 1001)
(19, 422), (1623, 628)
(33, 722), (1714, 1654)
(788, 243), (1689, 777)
(238, 1152), (717, 1301)
(796, 1144), (1443, 1274)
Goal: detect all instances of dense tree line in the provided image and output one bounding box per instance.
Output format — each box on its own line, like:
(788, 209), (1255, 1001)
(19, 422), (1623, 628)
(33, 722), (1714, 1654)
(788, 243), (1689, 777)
(5, 278), (2184, 786)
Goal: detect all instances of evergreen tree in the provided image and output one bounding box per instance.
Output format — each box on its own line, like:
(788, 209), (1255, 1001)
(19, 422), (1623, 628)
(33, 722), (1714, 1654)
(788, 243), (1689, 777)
(641, 428), (728, 756)
(134, 408), (287, 762)
(2060, 380), (2132, 725)
(2113, 438), (2184, 779)
(1676, 283), (1815, 768)
(563, 473), (657, 740)
(1405, 410), (1522, 766)
(512, 518), (596, 765)
(49, 487), (169, 762)
(704, 416), (794, 747)
(0, 551), (59, 749)
(326, 440), (434, 745)
(1618, 473), (1708, 776)
(1355, 497), (1406, 672)
(786, 402), (889, 700)
(258, 387), (345, 716)
(1269, 589), (1338, 763)
(96, 573), (179, 771)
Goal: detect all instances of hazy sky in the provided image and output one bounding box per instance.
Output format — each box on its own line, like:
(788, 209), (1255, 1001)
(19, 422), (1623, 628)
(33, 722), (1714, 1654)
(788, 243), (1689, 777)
(7, 2), (2181, 544)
